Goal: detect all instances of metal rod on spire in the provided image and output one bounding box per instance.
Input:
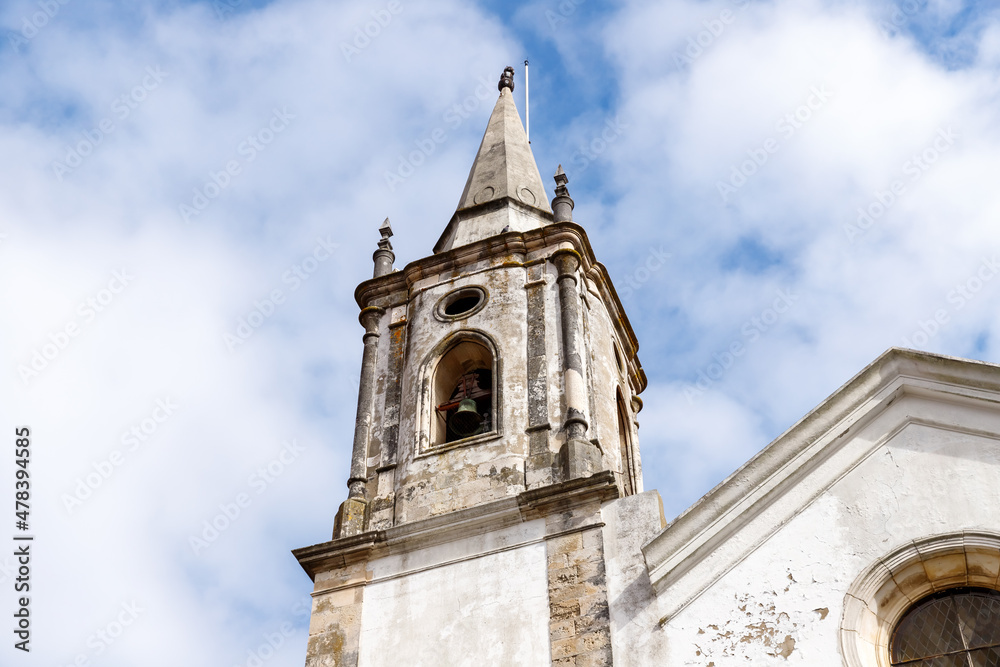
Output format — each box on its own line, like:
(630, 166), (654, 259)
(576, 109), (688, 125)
(524, 59), (530, 144)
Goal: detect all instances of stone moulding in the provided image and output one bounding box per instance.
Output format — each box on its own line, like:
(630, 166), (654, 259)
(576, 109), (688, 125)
(640, 348), (1000, 620)
(840, 530), (1000, 667)
(293, 471), (621, 584)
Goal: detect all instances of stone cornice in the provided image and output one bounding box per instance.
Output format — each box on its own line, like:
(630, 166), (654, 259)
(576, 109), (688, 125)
(293, 471), (619, 581)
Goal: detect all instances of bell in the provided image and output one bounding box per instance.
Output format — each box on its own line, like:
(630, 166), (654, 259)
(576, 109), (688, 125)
(450, 398), (482, 437)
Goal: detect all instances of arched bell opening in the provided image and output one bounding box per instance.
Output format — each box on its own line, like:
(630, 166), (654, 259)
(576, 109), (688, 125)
(430, 337), (498, 447)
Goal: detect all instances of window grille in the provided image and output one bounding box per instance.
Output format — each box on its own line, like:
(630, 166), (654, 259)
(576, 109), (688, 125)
(890, 588), (1000, 666)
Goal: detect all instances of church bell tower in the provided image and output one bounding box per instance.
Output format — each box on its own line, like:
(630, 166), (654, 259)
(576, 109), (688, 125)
(294, 66), (650, 666)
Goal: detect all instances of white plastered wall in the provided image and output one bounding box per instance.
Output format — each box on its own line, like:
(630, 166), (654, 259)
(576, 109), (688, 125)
(357, 519), (551, 667)
(606, 391), (1000, 666)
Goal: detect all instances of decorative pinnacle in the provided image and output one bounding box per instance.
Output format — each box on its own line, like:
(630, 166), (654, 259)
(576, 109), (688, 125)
(498, 66), (515, 93)
(554, 164), (569, 194)
(372, 218), (395, 278)
(552, 165), (575, 223)
(377, 217), (393, 251)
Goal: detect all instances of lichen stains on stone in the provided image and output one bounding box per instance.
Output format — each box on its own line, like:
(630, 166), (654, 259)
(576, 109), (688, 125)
(390, 326), (405, 353)
(402, 479), (429, 501)
(369, 495), (393, 513)
(305, 626), (347, 667)
(493, 464), (523, 487)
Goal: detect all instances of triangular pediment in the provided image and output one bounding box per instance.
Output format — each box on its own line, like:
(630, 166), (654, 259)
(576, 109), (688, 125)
(642, 347), (1000, 618)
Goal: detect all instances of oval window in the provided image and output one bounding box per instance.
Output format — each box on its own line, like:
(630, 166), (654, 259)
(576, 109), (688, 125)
(435, 286), (487, 321)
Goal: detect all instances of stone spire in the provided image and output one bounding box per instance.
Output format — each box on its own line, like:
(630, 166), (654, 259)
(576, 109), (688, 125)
(433, 67), (552, 253)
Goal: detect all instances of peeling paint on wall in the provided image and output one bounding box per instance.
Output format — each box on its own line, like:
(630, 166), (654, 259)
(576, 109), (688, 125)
(689, 581), (803, 664)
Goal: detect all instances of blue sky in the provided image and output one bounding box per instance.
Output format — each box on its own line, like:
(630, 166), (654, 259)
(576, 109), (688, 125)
(2, 0), (1000, 664)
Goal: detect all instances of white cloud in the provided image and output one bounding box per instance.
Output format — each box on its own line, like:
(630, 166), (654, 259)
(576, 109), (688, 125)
(1, 1), (524, 663)
(595, 0), (1000, 514)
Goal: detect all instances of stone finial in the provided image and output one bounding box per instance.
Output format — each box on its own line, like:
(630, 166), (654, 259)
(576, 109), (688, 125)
(373, 218), (395, 278)
(554, 164), (569, 191)
(378, 217), (393, 250)
(552, 165), (575, 223)
(498, 66), (515, 93)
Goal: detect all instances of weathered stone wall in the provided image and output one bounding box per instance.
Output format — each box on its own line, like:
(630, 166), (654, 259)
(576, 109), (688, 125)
(305, 561), (370, 667)
(526, 258), (557, 488)
(582, 276), (615, 467)
(601, 492), (666, 667)
(365, 303), (406, 532)
(580, 273), (640, 497)
(545, 496), (615, 665)
(393, 259), (532, 523)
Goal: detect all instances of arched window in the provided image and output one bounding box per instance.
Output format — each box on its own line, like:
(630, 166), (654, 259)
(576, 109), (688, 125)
(430, 337), (497, 446)
(841, 532), (1000, 667)
(616, 388), (636, 496)
(890, 588), (1000, 665)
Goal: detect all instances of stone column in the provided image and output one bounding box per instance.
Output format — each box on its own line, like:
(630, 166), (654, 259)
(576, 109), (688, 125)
(552, 249), (602, 480)
(334, 305), (383, 538)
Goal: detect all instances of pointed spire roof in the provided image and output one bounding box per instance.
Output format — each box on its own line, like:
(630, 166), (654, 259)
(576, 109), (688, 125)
(434, 67), (552, 253)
